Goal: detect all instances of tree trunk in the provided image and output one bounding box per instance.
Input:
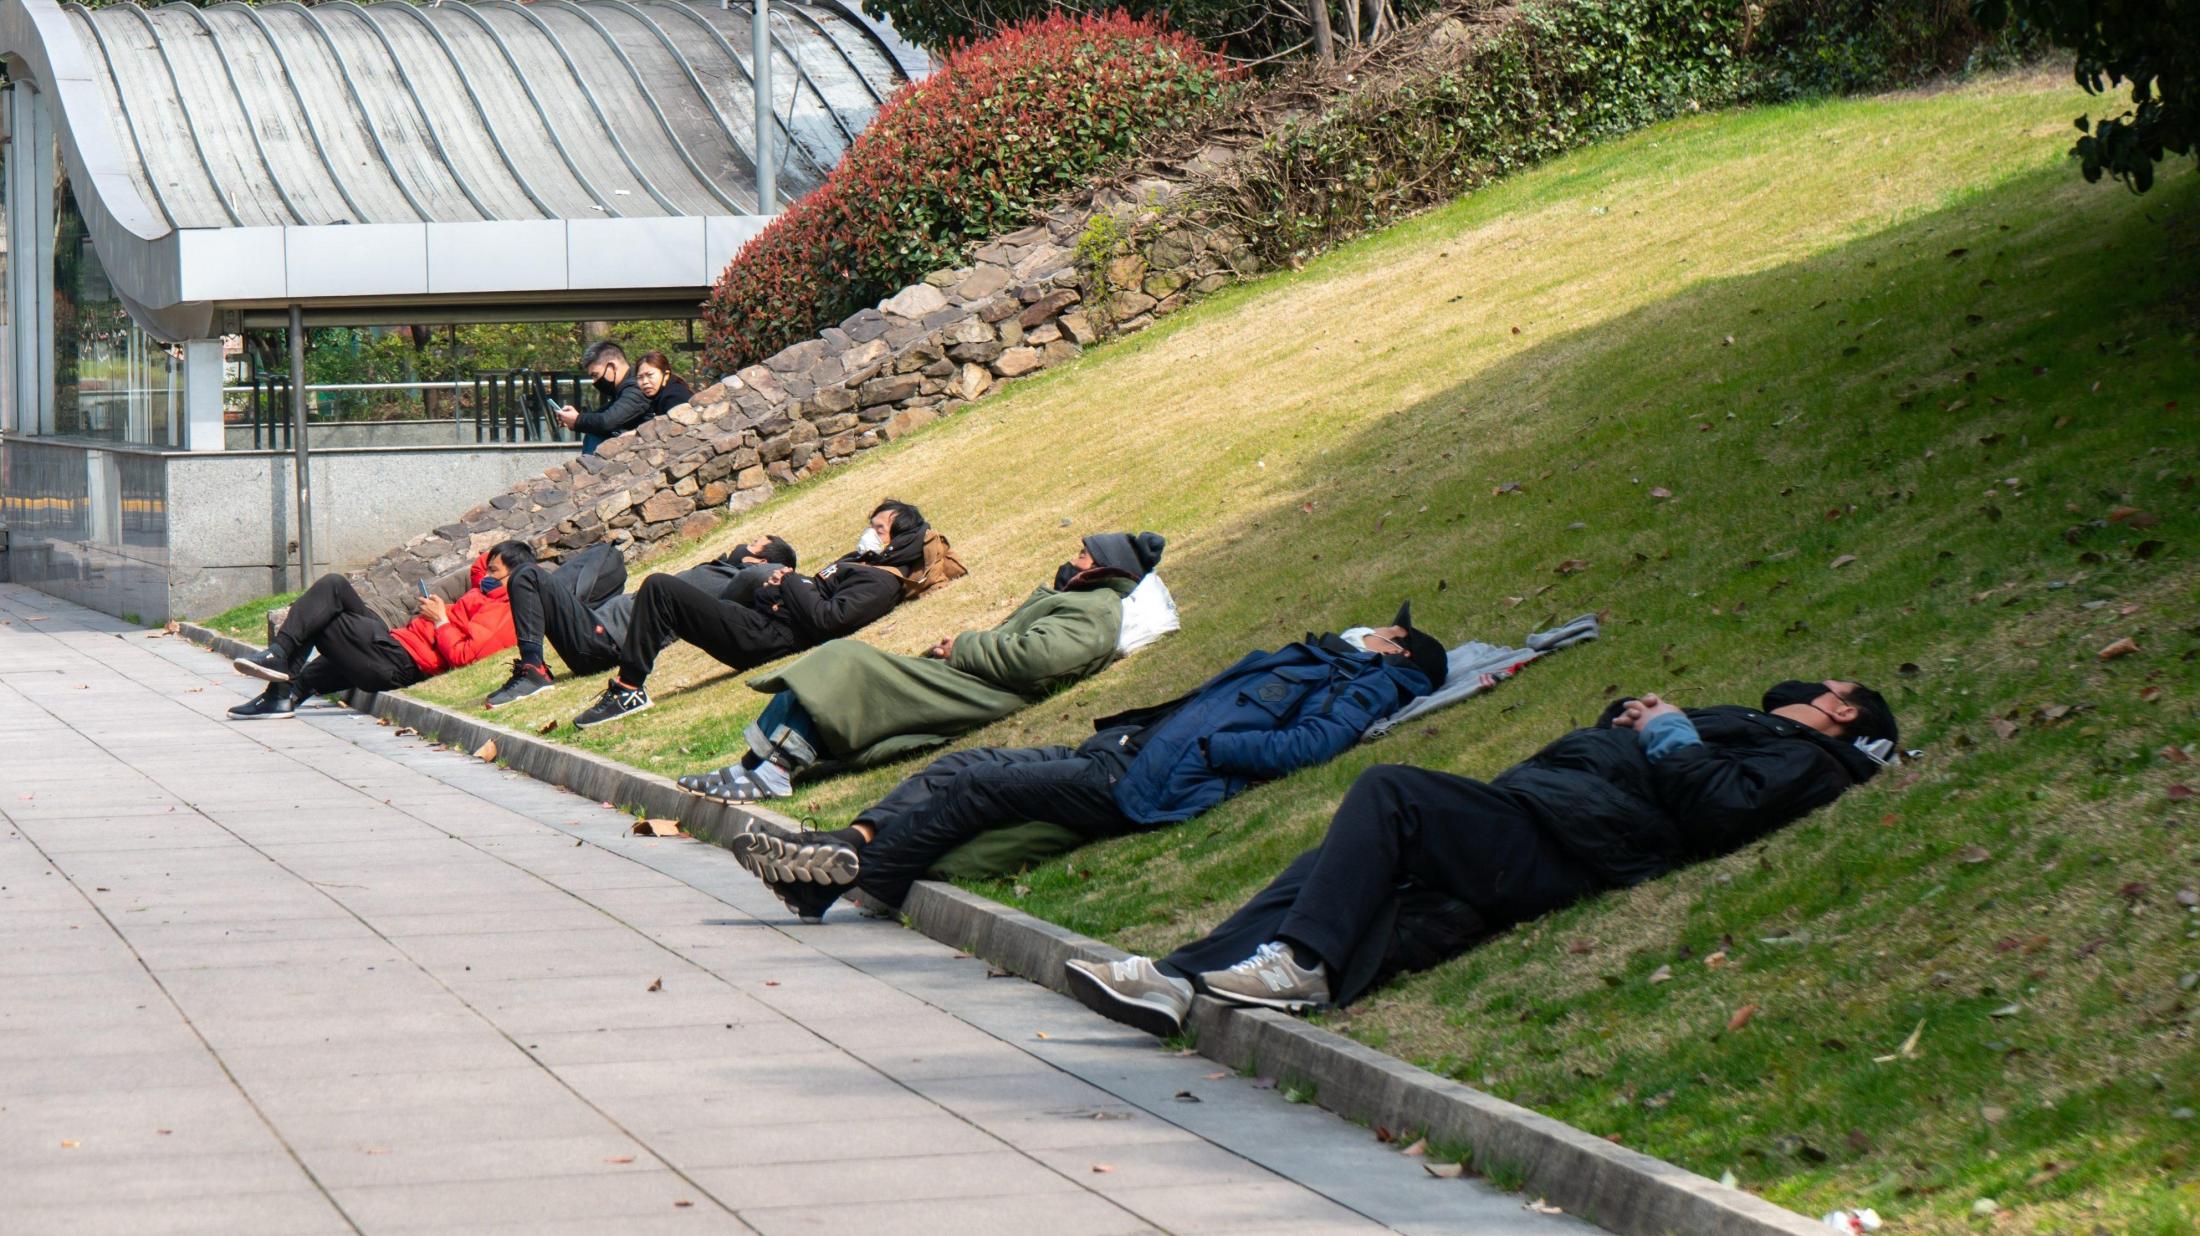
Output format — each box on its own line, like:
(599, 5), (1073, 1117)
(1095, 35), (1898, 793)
(1310, 0), (1334, 61)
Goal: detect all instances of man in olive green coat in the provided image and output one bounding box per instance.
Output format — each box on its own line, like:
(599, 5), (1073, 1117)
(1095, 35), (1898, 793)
(679, 532), (1167, 800)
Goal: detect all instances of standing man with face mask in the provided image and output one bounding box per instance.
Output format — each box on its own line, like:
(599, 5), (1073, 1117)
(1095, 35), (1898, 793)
(569, 501), (930, 729)
(680, 532), (1167, 801)
(556, 340), (653, 454)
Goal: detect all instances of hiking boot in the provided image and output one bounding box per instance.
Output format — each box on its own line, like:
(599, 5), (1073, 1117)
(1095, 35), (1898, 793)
(485, 661), (555, 709)
(572, 679), (650, 729)
(1197, 941), (1331, 1012)
(731, 822), (860, 886)
(227, 685), (298, 721)
(1065, 956), (1194, 1038)
(232, 648), (292, 683)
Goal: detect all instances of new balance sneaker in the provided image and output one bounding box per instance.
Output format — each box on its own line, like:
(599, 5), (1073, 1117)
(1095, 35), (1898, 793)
(485, 661), (555, 709)
(227, 685), (298, 721)
(1065, 956), (1195, 1038)
(1197, 941), (1331, 1012)
(731, 822), (861, 886)
(232, 648), (292, 683)
(572, 679), (651, 729)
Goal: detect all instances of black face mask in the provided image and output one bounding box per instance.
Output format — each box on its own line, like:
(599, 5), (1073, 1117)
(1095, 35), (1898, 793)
(1762, 680), (1829, 715)
(1054, 561), (1080, 591)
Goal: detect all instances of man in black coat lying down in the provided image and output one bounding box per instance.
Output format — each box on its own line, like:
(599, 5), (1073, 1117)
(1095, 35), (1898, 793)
(1064, 678), (1900, 1037)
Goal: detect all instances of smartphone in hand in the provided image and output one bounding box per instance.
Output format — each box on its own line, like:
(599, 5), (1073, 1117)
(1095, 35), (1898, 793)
(417, 580), (432, 599)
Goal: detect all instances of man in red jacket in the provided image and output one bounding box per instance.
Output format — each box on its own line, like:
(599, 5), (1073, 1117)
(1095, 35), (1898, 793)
(227, 543), (530, 720)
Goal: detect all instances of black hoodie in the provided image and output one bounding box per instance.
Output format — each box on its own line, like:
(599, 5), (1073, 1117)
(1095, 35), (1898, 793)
(1491, 702), (1884, 886)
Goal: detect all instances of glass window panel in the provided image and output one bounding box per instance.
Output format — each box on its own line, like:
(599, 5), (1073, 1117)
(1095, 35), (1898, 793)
(51, 158), (180, 446)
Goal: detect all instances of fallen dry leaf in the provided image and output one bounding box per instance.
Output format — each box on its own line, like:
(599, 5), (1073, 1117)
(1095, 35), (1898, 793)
(1567, 938), (1594, 955)
(1401, 1139), (1429, 1158)
(1727, 1003), (1760, 1031)
(1829, 554), (1858, 570)
(1874, 1018), (1927, 1063)
(605, 1155), (635, 1165)
(1554, 559), (1590, 576)
(59, 1140), (78, 1149)
(1423, 1162), (1467, 1179)
(1704, 950), (1729, 969)
(1033, 1031), (1050, 1040)
(1958, 845), (1993, 865)
(631, 819), (681, 837)
(674, 1200), (693, 1209)
(1991, 718), (2019, 740)
(1526, 1199), (1565, 1215)
(1091, 1163), (1115, 1174)
(473, 739), (498, 762)
(645, 977), (663, 993)
(2169, 785), (2194, 801)
(2162, 746), (2192, 765)
(2098, 637), (2140, 661)
(1649, 965), (1673, 984)
(1649, 486), (1673, 499)
(537, 719), (558, 735)
(1205, 1071), (1229, 1081)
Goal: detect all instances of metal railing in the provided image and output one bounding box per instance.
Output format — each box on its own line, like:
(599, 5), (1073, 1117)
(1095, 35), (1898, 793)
(228, 372), (584, 447)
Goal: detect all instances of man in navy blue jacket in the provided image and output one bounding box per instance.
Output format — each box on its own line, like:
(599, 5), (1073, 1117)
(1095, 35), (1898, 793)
(730, 607), (1451, 921)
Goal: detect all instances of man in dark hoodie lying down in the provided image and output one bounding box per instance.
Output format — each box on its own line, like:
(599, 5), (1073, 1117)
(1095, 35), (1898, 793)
(1061, 678), (1900, 1035)
(727, 605), (1453, 921)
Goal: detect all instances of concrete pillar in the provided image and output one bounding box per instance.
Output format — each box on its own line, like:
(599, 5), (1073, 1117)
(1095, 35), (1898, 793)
(180, 339), (226, 451)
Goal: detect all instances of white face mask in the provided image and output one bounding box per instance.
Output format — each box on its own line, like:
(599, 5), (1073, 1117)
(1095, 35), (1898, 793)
(1338, 627), (1377, 652)
(856, 527), (885, 556)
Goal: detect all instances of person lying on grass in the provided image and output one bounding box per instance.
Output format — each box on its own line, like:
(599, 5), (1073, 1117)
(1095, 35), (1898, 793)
(229, 544), (532, 721)
(1062, 679), (1900, 1037)
(679, 531), (1167, 802)
(726, 605), (1452, 922)
(569, 500), (929, 730)
(483, 534), (799, 710)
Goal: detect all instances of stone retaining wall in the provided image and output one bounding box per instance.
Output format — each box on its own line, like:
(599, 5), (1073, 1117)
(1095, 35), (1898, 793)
(348, 178), (1258, 621)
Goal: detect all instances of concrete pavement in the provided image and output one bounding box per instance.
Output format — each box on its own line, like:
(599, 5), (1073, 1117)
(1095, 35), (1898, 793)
(0, 584), (1586, 1235)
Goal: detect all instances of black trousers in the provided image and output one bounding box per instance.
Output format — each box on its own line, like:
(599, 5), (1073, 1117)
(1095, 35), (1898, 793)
(274, 574), (424, 697)
(508, 561), (622, 675)
(1160, 765), (1602, 1003)
(853, 742), (1137, 907)
(616, 573), (804, 686)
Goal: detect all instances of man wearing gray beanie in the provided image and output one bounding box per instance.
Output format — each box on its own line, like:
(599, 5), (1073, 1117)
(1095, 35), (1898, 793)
(682, 532), (1168, 801)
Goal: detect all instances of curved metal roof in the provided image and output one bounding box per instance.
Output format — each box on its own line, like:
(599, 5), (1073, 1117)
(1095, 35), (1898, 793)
(64, 0), (921, 226)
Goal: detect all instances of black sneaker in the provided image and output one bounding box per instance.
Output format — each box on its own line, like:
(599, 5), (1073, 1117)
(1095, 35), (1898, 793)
(768, 877), (842, 924)
(572, 679), (651, 729)
(228, 685), (297, 721)
(485, 661), (555, 709)
(731, 823), (861, 885)
(232, 648), (292, 683)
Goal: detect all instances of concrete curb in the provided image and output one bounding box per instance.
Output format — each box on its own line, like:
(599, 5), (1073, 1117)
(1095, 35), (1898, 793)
(174, 622), (804, 837)
(898, 883), (1823, 1236)
(177, 620), (1820, 1236)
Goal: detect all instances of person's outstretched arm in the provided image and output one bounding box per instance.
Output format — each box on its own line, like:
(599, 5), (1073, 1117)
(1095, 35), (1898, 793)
(1618, 696), (1852, 851)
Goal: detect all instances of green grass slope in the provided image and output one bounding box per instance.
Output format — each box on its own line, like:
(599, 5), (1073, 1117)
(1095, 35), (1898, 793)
(410, 72), (2199, 1229)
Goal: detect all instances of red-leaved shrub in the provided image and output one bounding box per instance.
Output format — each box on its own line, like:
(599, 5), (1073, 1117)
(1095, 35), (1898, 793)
(700, 12), (1229, 374)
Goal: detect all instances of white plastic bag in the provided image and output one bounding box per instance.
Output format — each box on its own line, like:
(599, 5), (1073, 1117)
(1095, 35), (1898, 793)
(1116, 573), (1180, 657)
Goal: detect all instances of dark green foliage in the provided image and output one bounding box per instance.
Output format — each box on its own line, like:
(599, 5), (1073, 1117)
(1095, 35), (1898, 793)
(699, 14), (1228, 375)
(1215, 0), (2019, 265)
(1977, 0), (2198, 191)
